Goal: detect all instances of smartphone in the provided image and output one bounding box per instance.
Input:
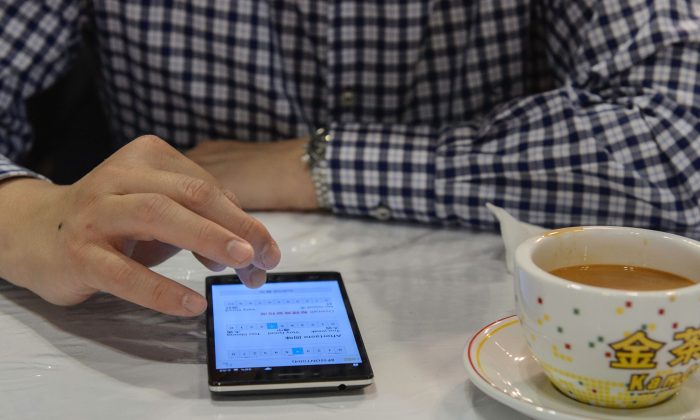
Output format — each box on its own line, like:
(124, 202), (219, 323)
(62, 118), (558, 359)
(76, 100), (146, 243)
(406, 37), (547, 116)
(205, 272), (374, 394)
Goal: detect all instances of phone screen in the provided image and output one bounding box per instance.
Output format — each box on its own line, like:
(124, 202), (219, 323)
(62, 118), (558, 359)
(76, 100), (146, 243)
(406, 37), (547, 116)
(211, 280), (362, 370)
(206, 272), (373, 392)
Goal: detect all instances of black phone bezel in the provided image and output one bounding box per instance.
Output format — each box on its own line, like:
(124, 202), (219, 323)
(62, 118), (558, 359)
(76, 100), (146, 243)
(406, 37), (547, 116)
(205, 272), (374, 388)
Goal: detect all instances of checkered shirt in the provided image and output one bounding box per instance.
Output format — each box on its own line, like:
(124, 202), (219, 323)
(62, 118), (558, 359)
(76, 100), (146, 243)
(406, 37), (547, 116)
(2, 0), (700, 236)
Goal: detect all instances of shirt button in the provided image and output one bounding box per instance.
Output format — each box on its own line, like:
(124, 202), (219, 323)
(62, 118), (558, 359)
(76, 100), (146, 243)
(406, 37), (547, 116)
(340, 90), (355, 107)
(370, 205), (392, 221)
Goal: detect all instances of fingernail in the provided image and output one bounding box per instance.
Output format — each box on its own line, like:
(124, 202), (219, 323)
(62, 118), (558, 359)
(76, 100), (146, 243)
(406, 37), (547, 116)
(247, 269), (267, 288)
(209, 262), (226, 272)
(261, 241), (281, 269)
(227, 240), (253, 265)
(182, 294), (207, 315)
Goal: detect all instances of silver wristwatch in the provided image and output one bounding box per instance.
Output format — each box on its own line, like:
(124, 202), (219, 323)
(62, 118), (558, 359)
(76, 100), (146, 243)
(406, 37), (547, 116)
(303, 127), (332, 209)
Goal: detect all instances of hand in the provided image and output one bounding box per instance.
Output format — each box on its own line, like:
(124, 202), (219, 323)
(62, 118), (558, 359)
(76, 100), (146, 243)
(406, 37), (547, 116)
(186, 138), (319, 210)
(0, 135), (281, 316)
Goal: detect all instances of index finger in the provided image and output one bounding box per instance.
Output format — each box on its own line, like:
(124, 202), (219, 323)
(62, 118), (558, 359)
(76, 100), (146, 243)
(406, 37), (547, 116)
(112, 169), (281, 272)
(86, 245), (207, 316)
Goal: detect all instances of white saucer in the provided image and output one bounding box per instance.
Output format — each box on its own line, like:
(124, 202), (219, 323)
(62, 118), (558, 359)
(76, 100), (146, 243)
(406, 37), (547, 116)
(464, 315), (700, 420)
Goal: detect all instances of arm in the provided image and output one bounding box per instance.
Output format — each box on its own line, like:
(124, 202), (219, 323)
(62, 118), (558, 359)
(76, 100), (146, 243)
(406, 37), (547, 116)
(0, 3), (281, 315)
(0, 137), (281, 316)
(325, 1), (700, 235)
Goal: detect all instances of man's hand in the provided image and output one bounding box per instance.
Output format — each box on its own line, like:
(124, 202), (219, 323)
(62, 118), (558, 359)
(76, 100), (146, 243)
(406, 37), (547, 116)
(186, 138), (319, 211)
(0, 135), (281, 316)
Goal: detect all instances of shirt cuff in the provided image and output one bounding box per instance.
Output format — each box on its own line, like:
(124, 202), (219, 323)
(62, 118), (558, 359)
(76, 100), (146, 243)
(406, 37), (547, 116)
(327, 122), (438, 223)
(0, 158), (50, 184)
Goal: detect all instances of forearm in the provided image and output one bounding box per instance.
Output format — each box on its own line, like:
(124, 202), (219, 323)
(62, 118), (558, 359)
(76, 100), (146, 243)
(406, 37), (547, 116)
(185, 137), (319, 211)
(0, 177), (63, 287)
(322, 0), (700, 234)
(325, 85), (700, 236)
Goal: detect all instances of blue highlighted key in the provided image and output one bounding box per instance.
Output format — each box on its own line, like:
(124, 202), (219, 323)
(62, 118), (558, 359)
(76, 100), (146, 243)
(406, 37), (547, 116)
(267, 323), (278, 329)
(292, 347), (304, 355)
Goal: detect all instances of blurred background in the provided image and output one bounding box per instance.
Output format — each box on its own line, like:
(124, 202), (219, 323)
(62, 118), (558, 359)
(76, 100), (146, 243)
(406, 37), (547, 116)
(25, 27), (112, 185)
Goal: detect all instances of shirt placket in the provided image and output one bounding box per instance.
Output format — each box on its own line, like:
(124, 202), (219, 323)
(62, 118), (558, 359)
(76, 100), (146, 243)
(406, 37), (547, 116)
(326, 0), (359, 123)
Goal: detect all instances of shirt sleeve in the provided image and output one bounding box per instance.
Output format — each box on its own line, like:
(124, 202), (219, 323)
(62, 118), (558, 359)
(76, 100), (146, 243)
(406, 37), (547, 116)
(0, 0), (85, 182)
(326, 1), (700, 236)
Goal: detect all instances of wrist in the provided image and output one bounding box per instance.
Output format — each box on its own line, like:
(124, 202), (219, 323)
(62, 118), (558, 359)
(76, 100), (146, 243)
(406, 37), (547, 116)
(0, 178), (63, 286)
(285, 137), (321, 210)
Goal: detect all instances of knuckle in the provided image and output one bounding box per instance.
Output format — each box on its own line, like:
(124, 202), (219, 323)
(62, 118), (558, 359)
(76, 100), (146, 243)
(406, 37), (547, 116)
(89, 164), (131, 192)
(223, 190), (241, 207)
(95, 163), (123, 182)
(114, 135), (171, 163)
(181, 177), (216, 208)
(237, 216), (263, 241)
(137, 194), (170, 224)
(195, 221), (216, 244)
(134, 134), (168, 150)
(111, 261), (135, 291)
(149, 280), (171, 306)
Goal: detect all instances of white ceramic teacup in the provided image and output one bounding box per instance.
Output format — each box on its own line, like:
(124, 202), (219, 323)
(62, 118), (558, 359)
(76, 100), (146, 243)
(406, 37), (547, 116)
(514, 226), (700, 408)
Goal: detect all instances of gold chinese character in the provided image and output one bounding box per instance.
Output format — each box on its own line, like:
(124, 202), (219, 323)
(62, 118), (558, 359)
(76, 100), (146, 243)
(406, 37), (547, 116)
(609, 330), (665, 369)
(668, 326), (700, 367)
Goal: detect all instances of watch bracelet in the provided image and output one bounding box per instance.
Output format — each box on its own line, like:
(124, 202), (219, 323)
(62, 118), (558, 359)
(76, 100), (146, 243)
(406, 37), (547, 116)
(307, 127), (332, 210)
(310, 160), (331, 210)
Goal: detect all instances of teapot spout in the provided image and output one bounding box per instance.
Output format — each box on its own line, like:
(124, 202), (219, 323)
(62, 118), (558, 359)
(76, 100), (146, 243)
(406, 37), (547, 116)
(485, 203), (547, 273)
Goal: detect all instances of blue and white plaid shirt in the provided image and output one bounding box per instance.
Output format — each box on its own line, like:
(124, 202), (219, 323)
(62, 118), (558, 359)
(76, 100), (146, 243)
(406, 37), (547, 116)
(2, 1), (700, 235)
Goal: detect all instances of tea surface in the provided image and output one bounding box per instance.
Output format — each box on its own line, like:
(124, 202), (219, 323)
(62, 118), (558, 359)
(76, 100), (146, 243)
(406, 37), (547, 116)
(549, 264), (695, 291)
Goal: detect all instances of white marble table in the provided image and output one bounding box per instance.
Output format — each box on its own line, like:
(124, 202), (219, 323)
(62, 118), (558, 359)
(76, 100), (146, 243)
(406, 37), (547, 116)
(1, 212), (528, 419)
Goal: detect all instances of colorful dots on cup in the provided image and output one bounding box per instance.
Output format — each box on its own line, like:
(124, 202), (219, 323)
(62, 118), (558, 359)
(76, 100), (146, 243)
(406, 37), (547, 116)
(669, 295), (677, 302)
(659, 308), (665, 315)
(565, 343), (571, 350)
(673, 322), (679, 329)
(557, 326), (563, 333)
(537, 297), (543, 304)
(605, 352), (612, 358)
(573, 308), (580, 315)
(616, 307), (624, 315)
(625, 301), (633, 308)
(636, 323), (657, 332)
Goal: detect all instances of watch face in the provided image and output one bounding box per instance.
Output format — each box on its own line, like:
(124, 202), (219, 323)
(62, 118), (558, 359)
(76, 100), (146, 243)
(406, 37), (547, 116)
(308, 128), (330, 167)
